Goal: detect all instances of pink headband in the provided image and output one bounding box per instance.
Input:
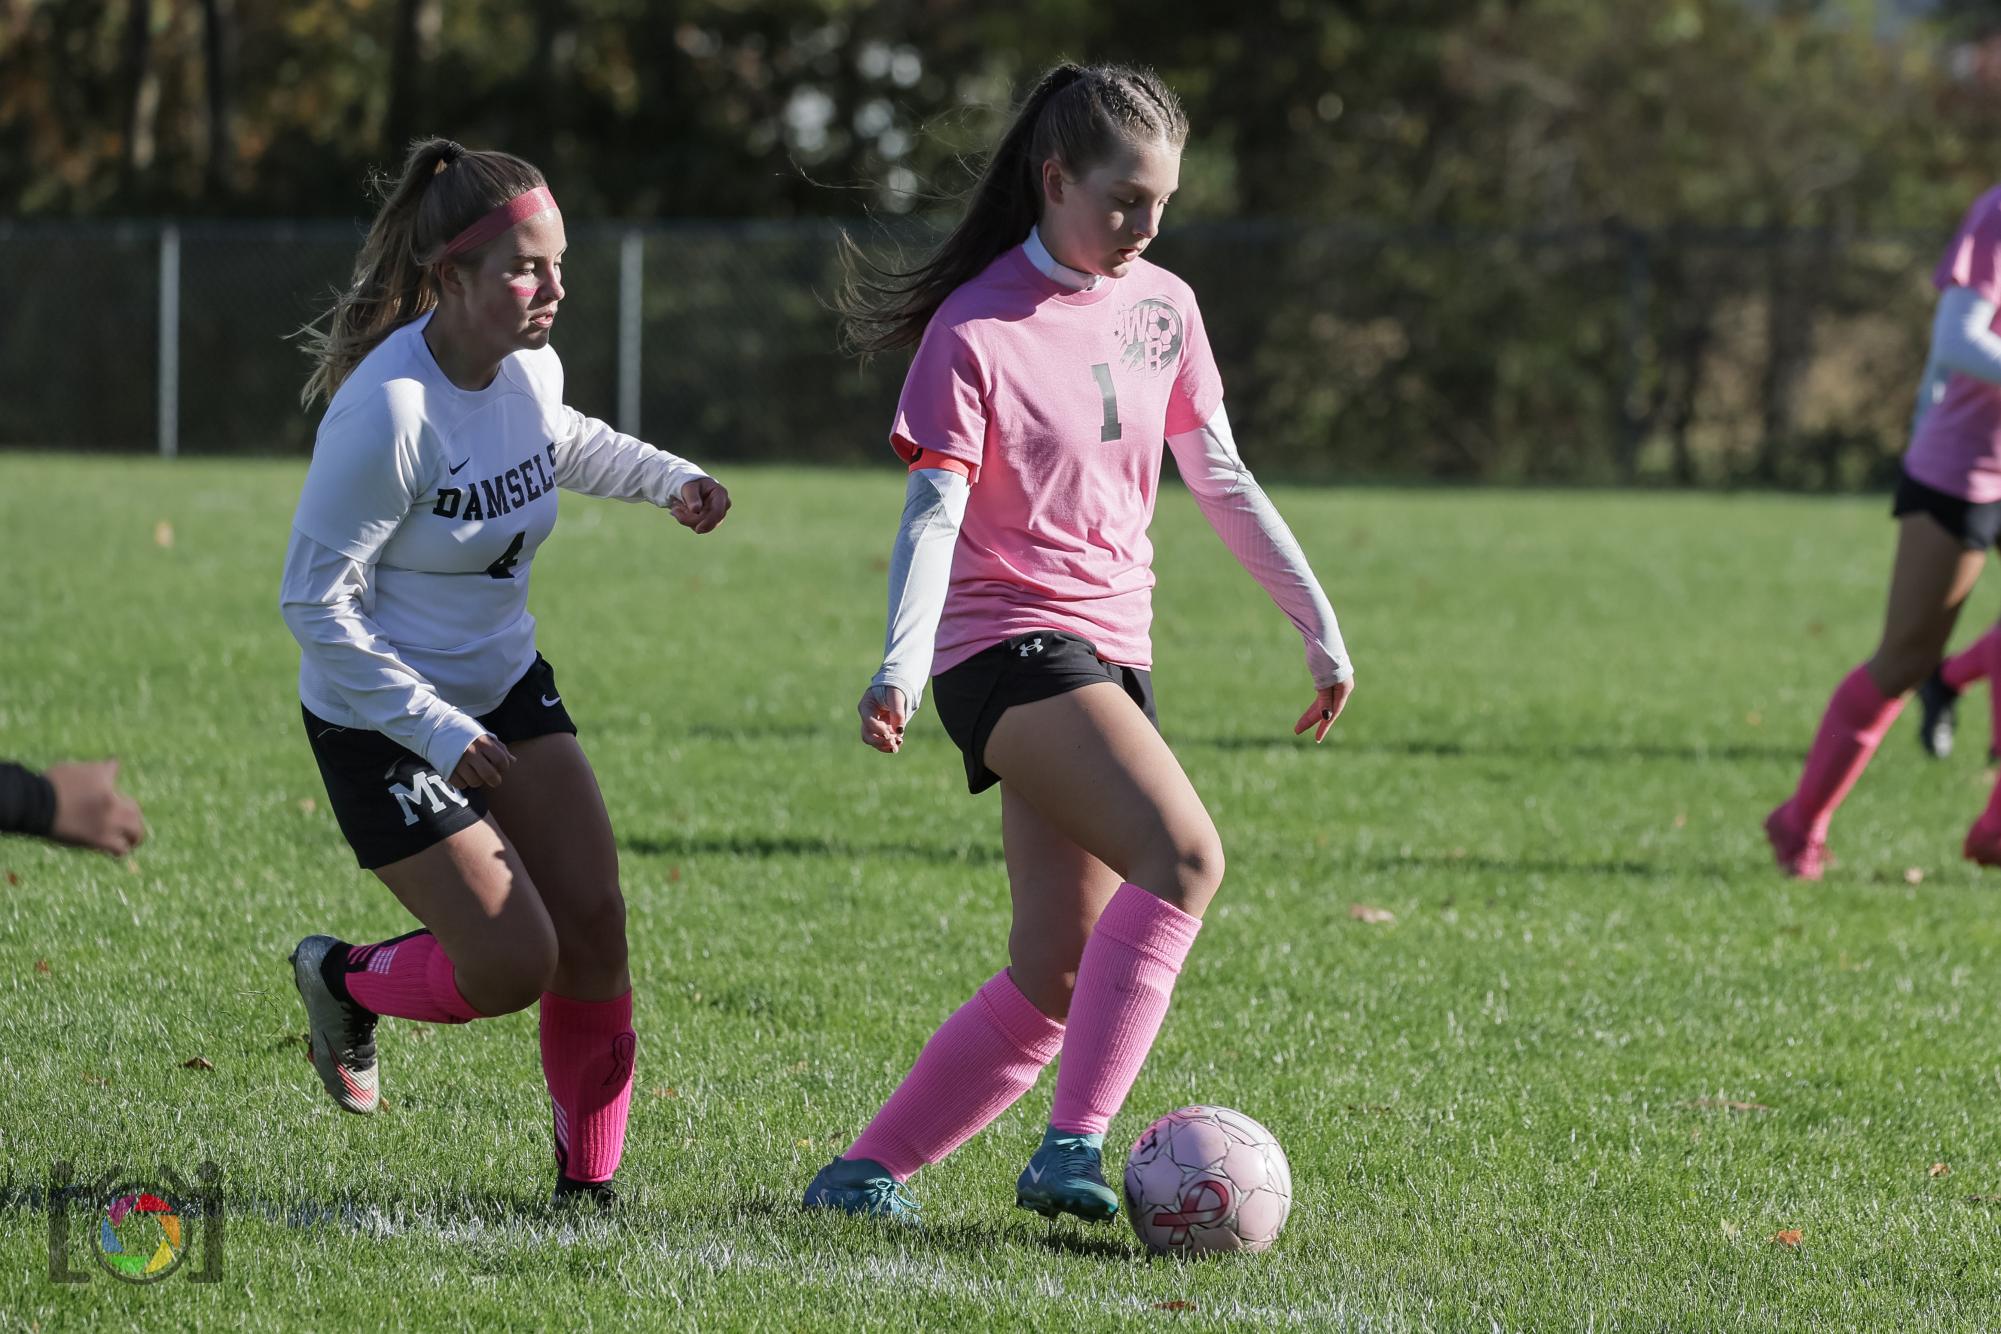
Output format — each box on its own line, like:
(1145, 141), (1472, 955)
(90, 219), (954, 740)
(439, 186), (558, 258)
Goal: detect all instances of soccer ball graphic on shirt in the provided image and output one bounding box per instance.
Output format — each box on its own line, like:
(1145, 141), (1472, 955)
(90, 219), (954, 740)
(1123, 1105), (1292, 1256)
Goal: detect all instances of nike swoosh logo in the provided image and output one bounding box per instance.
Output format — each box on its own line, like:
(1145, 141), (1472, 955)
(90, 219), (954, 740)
(541, 694), (561, 708)
(383, 762), (400, 780)
(448, 456), (471, 475)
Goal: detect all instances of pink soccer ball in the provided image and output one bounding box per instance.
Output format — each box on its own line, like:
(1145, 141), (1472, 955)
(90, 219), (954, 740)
(1122, 1105), (1293, 1256)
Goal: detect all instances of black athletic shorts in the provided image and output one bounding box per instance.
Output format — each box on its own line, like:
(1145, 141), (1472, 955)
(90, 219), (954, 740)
(930, 630), (1159, 794)
(303, 654), (576, 870)
(1893, 469), (2001, 550)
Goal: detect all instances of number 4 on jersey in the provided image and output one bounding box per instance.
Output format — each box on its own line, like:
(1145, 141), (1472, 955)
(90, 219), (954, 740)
(486, 531), (525, 579)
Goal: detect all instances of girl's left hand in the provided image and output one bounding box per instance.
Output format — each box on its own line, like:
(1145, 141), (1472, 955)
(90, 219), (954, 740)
(1294, 678), (1354, 743)
(672, 478), (732, 534)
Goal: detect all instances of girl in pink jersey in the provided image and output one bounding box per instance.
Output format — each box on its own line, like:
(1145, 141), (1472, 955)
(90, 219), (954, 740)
(1768, 184), (2001, 876)
(802, 64), (1354, 1223)
(281, 140), (730, 1208)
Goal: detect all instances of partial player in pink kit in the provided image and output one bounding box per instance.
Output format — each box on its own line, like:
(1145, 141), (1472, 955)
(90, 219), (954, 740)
(1768, 183), (2001, 876)
(802, 64), (1354, 1223)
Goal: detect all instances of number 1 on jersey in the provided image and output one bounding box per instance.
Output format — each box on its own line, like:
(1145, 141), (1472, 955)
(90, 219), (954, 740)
(1091, 362), (1122, 442)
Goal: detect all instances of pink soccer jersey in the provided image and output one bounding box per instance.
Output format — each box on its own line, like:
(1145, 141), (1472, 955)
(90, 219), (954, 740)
(1907, 184), (2001, 502)
(890, 245), (1224, 674)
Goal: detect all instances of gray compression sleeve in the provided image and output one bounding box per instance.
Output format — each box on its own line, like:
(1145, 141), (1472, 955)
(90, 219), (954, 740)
(871, 468), (971, 714)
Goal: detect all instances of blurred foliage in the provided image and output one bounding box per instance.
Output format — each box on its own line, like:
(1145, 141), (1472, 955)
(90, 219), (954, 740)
(5, 0), (2001, 483)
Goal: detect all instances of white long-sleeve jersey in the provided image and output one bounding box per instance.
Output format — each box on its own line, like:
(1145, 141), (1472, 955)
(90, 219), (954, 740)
(280, 313), (708, 774)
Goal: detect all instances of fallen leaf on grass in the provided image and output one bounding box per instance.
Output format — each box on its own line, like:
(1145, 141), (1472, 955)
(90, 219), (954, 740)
(1686, 1098), (1773, 1113)
(154, 520), (175, 548)
(1349, 904), (1395, 925)
(1964, 1194), (2001, 1204)
(1745, 710), (1763, 727)
(297, 798), (317, 814)
(1154, 1301), (1196, 1312)
(1769, 1229), (1802, 1248)
(668, 866), (682, 883)
(652, 1086), (678, 1099)
(1673, 812), (1688, 829)
(1905, 867), (1926, 886)
(1720, 1219), (1741, 1239)
(181, 1056), (214, 1071)
(5, 870), (18, 886)
(1930, 1162), (1951, 1179)
(34, 959), (49, 974)
(280, 1031), (309, 1047)
(83, 1074), (109, 1087)
(796, 1138), (814, 1148)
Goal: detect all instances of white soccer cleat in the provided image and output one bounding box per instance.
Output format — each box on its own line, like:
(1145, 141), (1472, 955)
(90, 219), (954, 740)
(289, 935), (380, 1115)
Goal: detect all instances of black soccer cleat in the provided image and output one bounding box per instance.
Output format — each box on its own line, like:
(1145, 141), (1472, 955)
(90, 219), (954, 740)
(1917, 669), (1960, 760)
(552, 1175), (619, 1211)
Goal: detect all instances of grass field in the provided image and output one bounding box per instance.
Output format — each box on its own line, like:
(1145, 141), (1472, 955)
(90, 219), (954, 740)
(8, 454), (2001, 1329)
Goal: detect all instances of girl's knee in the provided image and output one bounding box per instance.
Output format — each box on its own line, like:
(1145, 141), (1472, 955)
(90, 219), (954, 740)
(1131, 826), (1225, 909)
(1008, 936), (1083, 1021)
(457, 931), (559, 1015)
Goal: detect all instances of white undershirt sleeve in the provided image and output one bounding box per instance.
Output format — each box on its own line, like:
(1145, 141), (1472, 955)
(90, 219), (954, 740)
(1166, 404), (1353, 688)
(1915, 285), (2001, 435)
(279, 530), (490, 775)
(871, 467), (970, 715)
(552, 410), (711, 507)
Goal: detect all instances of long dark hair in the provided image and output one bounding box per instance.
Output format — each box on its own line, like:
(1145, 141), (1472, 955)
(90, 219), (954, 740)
(838, 62), (1189, 358)
(297, 138), (546, 407)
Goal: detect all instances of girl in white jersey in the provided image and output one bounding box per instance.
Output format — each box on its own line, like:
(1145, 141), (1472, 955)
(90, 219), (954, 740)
(801, 65), (1354, 1223)
(1767, 184), (2001, 878)
(281, 139), (730, 1207)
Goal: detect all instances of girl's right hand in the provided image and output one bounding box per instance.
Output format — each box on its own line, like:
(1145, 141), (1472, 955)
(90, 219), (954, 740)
(450, 733), (516, 789)
(858, 684), (910, 753)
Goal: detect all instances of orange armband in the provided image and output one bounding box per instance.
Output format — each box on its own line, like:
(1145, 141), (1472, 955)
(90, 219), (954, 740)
(907, 449), (971, 479)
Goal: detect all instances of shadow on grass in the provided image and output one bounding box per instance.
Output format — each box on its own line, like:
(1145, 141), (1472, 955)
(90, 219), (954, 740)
(627, 1193), (1143, 1262)
(1182, 735), (1795, 764)
(1330, 850), (1745, 881)
(0, 1179), (563, 1236)
(621, 831), (1002, 866)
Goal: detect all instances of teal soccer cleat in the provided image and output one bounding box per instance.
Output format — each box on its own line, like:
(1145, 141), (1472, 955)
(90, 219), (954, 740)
(802, 1157), (922, 1223)
(1015, 1127), (1120, 1222)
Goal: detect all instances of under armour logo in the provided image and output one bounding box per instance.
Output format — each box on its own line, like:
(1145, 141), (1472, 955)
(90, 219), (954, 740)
(1017, 637), (1046, 658)
(1151, 1179), (1231, 1247)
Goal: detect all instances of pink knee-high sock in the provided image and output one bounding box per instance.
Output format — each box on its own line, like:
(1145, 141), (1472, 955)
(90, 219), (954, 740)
(1785, 665), (1904, 840)
(1988, 628), (2001, 762)
(338, 930), (483, 1023)
(1942, 626), (2001, 691)
(539, 990), (636, 1183)
(1049, 883), (1203, 1137)
(845, 969), (1065, 1181)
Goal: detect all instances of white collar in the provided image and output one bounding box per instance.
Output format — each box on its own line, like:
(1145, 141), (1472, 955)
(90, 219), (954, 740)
(1025, 226), (1101, 291)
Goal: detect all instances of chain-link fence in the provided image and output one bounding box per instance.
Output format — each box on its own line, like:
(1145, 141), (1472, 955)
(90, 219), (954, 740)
(0, 219), (1943, 488)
